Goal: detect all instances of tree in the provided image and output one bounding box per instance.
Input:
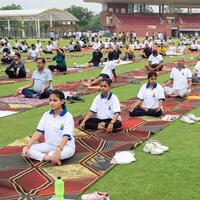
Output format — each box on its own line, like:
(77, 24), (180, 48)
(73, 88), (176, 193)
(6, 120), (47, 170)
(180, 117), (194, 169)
(0, 3), (22, 10)
(65, 5), (101, 31)
(87, 14), (101, 31)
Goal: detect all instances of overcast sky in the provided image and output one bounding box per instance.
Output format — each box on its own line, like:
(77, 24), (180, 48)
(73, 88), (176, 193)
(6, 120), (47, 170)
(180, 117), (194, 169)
(0, 0), (102, 13)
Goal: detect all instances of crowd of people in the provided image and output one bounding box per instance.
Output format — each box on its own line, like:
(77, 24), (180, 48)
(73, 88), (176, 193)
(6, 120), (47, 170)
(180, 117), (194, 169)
(0, 31), (200, 165)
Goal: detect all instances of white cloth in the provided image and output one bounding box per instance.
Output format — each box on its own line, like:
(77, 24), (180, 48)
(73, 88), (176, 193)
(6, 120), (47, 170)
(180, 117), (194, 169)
(90, 93), (121, 120)
(137, 83), (165, 109)
(110, 151), (136, 164)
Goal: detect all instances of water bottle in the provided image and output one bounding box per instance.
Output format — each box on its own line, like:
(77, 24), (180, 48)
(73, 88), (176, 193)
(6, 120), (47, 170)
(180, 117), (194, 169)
(54, 177), (64, 200)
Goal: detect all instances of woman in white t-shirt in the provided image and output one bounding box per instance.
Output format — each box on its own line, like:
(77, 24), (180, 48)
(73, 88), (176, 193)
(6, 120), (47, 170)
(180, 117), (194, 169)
(129, 71), (165, 117)
(22, 90), (75, 165)
(79, 78), (122, 133)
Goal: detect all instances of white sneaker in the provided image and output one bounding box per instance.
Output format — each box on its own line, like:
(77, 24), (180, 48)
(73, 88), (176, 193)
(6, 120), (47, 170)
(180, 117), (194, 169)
(187, 113), (200, 122)
(181, 116), (195, 124)
(149, 140), (169, 152)
(143, 141), (164, 155)
(74, 62), (77, 67)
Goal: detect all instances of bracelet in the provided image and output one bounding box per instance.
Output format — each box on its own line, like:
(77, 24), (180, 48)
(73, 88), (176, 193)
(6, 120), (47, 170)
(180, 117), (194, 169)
(57, 145), (63, 151)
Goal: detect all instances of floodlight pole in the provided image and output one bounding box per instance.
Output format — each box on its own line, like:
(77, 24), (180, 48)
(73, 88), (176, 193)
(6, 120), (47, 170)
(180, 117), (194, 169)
(7, 19), (10, 36)
(37, 19), (41, 38)
(50, 15), (53, 28)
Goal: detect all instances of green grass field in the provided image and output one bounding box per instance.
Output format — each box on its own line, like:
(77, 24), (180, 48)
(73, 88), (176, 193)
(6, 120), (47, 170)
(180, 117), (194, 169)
(0, 40), (200, 200)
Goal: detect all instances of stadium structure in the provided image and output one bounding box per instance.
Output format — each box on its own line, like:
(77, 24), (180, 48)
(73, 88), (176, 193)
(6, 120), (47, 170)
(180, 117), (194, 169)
(85, 0), (200, 37)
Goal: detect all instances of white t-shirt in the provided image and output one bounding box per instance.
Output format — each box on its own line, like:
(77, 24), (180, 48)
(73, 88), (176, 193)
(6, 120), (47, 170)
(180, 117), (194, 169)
(170, 67), (192, 90)
(148, 54), (163, 65)
(28, 49), (39, 59)
(190, 43), (198, 50)
(36, 43), (42, 51)
(92, 42), (101, 50)
(21, 44), (28, 51)
(168, 45), (177, 52)
(37, 109), (75, 148)
(137, 83), (165, 109)
(104, 42), (110, 49)
(46, 44), (53, 52)
(90, 93), (121, 120)
(178, 45), (186, 53)
(194, 60), (200, 78)
(101, 60), (116, 80)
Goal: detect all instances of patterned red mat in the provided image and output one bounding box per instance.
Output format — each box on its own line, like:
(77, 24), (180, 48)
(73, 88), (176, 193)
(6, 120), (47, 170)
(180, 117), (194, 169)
(1, 94), (200, 199)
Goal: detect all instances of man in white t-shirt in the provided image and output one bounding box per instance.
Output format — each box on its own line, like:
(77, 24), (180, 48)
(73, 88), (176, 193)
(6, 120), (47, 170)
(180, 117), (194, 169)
(189, 40), (198, 51)
(28, 44), (39, 60)
(82, 51), (116, 87)
(178, 43), (186, 54)
(192, 57), (200, 83)
(35, 40), (42, 51)
(145, 49), (163, 71)
(163, 58), (192, 97)
(43, 41), (54, 54)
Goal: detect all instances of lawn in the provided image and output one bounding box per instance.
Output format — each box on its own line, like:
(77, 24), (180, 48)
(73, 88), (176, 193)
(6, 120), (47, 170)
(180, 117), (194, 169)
(0, 40), (200, 200)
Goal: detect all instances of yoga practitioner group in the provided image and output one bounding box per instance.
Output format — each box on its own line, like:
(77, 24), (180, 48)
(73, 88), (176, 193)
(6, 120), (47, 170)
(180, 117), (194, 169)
(1, 34), (199, 166)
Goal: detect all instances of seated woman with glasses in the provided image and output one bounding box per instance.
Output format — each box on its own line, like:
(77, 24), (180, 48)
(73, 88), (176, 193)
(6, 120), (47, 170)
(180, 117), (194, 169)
(129, 71), (165, 117)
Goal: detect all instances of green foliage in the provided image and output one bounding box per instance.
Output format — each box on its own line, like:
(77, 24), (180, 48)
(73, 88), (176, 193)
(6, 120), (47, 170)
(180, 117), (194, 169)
(65, 5), (101, 31)
(0, 3), (22, 10)
(87, 14), (101, 31)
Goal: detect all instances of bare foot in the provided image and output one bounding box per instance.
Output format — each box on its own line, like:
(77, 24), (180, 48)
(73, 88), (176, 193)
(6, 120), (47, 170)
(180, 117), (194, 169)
(43, 154), (50, 161)
(98, 122), (106, 130)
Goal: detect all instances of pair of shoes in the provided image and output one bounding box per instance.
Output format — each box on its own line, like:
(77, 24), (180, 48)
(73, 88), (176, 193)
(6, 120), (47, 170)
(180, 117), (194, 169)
(181, 113), (200, 124)
(143, 140), (169, 155)
(186, 113), (200, 122)
(129, 79), (140, 84)
(81, 192), (110, 200)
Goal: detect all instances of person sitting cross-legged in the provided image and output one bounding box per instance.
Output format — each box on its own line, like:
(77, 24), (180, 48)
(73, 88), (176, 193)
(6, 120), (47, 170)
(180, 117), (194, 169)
(129, 71), (165, 117)
(163, 58), (192, 98)
(16, 58), (52, 99)
(22, 90), (75, 165)
(48, 48), (67, 72)
(79, 78), (122, 134)
(145, 49), (163, 72)
(5, 52), (26, 78)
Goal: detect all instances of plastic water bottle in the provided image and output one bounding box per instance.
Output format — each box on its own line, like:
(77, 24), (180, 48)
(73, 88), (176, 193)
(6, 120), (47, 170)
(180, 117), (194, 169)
(54, 177), (64, 200)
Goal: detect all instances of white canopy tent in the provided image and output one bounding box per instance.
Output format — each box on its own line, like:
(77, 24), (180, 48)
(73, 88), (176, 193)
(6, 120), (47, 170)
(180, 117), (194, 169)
(0, 8), (78, 38)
